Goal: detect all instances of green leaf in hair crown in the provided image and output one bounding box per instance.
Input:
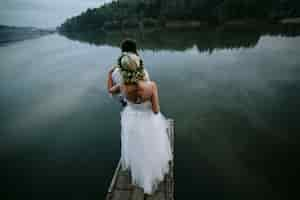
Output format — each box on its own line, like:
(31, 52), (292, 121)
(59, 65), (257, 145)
(118, 53), (145, 84)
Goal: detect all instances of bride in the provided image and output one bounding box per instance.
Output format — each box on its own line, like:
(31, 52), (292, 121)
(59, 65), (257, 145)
(107, 39), (173, 194)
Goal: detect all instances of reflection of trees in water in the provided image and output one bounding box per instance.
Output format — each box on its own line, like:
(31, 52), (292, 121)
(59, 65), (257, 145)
(61, 24), (300, 52)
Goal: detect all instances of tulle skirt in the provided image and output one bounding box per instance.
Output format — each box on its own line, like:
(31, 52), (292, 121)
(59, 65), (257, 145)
(120, 101), (173, 194)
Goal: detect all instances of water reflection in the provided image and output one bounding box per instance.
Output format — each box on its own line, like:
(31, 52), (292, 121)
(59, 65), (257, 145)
(1, 25), (300, 200)
(60, 24), (300, 52)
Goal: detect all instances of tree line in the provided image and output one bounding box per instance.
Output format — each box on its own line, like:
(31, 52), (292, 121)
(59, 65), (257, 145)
(59, 0), (300, 32)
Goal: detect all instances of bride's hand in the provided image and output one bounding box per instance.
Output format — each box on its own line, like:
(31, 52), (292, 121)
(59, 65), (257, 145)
(109, 84), (121, 94)
(107, 67), (115, 93)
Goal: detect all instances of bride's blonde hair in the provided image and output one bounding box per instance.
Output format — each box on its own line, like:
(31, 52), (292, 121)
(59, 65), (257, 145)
(118, 39), (146, 84)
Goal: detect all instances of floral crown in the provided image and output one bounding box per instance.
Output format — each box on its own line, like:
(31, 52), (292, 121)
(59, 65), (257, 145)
(118, 52), (146, 84)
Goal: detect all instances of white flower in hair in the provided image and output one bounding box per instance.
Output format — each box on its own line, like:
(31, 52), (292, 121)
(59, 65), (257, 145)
(118, 52), (147, 84)
(120, 52), (141, 71)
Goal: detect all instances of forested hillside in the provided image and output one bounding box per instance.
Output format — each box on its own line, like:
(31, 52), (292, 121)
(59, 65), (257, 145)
(59, 0), (300, 32)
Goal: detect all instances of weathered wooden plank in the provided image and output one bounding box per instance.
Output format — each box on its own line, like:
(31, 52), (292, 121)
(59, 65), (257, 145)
(131, 187), (144, 200)
(165, 119), (174, 200)
(116, 173), (132, 190)
(119, 169), (130, 176)
(168, 119), (174, 154)
(156, 179), (166, 192)
(108, 159), (121, 193)
(166, 163), (174, 200)
(145, 191), (165, 200)
(111, 190), (132, 200)
(106, 159), (122, 200)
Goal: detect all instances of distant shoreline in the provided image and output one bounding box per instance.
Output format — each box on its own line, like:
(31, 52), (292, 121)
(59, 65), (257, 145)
(280, 17), (300, 24)
(0, 25), (56, 45)
(58, 17), (300, 34)
(59, 0), (300, 33)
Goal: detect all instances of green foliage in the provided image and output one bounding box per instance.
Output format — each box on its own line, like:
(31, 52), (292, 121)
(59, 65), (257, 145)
(59, 0), (300, 32)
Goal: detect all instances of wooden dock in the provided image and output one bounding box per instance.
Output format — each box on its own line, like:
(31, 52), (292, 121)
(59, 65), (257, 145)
(106, 119), (174, 200)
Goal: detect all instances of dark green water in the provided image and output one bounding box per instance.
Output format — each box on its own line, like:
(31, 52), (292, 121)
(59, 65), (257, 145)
(1, 26), (300, 200)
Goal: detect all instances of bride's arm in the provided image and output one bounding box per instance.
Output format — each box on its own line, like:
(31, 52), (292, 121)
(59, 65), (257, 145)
(107, 68), (114, 92)
(151, 82), (160, 114)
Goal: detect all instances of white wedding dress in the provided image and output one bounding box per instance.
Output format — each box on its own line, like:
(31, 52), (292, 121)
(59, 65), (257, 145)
(120, 100), (173, 194)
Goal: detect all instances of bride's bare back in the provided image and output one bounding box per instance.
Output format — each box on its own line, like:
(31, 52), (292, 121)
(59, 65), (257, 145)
(121, 81), (160, 114)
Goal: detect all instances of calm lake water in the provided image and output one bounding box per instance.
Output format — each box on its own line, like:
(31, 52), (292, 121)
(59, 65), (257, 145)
(1, 26), (300, 200)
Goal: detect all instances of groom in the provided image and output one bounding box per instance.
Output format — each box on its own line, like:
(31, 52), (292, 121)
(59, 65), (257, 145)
(107, 39), (150, 107)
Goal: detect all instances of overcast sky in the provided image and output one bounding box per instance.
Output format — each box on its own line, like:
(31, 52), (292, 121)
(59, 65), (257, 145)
(0, 0), (111, 28)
